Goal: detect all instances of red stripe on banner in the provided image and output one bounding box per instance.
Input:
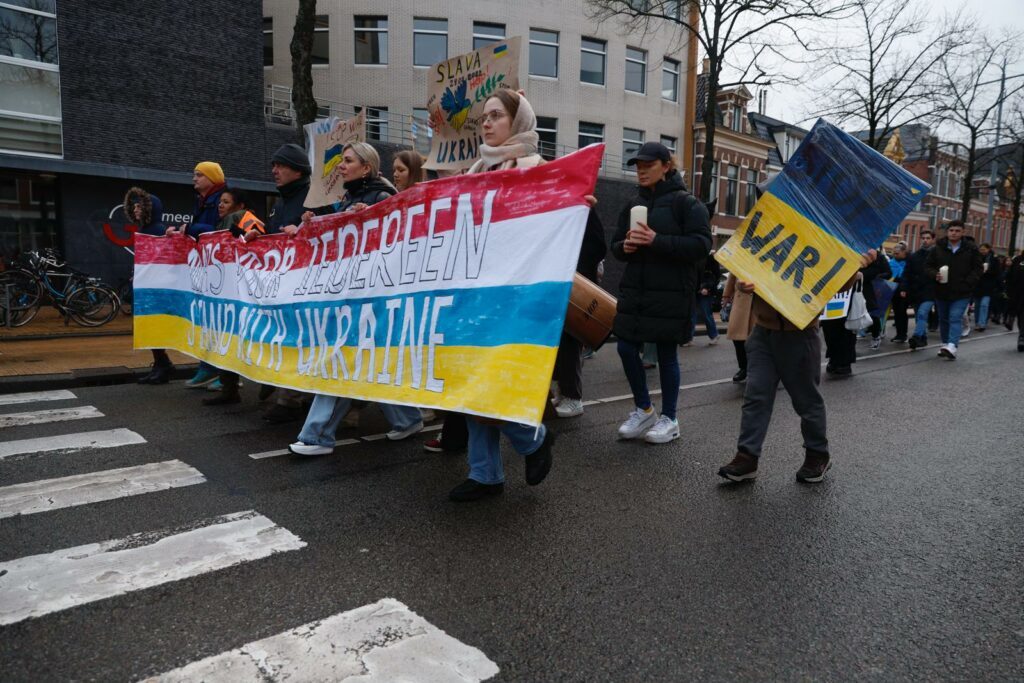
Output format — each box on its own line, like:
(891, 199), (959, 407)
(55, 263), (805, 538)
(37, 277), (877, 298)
(135, 145), (603, 269)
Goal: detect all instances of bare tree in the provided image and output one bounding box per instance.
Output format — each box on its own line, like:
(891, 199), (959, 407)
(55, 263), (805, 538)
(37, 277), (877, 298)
(809, 0), (970, 151)
(1004, 98), (1024, 254)
(587, 0), (851, 203)
(290, 0), (318, 136)
(937, 35), (1024, 224)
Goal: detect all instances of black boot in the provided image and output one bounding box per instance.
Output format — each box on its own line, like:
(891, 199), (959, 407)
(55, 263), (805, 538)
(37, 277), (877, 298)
(140, 363), (173, 384)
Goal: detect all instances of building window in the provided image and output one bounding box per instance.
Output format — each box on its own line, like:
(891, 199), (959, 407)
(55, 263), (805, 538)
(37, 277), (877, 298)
(580, 37), (606, 86)
(411, 107), (432, 155)
(578, 121), (604, 149)
(660, 135), (677, 154)
(662, 58), (679, 101)
(709, 163), (719, 203)
(744, 168), (758, 214)
(623, 128), (644, 170)
(665, 0), (682, 20)
(311, 15), (329, 65)
(537, 116), (558, 160)
(354, 16), (388, 65)
(731, 105), (743, 132)
(356, 106), (389, 142)
(473, 22), (505, 50)
(529, 29), (559, 78)
(725, 165), (739, 215)
(413, 18), (447, 67)
(0, 1), (61, 157)
(625, 47), (646, 94)
(263, 18), (273, 67)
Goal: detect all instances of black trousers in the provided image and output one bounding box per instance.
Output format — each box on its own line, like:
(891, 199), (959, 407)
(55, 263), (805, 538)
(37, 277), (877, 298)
(892, 296), (909, 338)
(553, 332), (583, 400)
(733, 339), (747, 371)
(821, 319), (856, 367)
(440, 413), (468, 450)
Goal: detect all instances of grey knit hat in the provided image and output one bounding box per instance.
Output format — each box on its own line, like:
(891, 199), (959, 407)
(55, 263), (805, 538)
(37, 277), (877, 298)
(272, 143), (311, 176)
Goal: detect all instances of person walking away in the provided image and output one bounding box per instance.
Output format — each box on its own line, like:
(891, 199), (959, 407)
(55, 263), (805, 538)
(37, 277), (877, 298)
(821, 277), (861, 377)
(973, 242), (1002, 332)
(906, 229), (936, 349)
(126, 187), (175, 384)
(860, 249), (892, 350)
(611, 141), (712, 444)
(718, 250), (879, 484)
(693, 252), (720, 345)
(1004, 254), (1024, 351)
(924, 220), (983, 360)
(889, 244), (910, 342)
(721, 273), (754, 382)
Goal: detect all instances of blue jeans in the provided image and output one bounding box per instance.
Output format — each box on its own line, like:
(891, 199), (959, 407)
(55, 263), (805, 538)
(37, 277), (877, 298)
(466, 420), (546, 485)
(974, 295), (991, 328)
(913, 300), (934, 338)
(935, 298), (970, 347)
(617, 339), (680, 419)
(298, 394), (422, 447)
(692, 295), (719, 339)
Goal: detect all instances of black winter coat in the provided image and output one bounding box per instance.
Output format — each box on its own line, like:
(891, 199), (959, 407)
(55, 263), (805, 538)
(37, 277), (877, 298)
(267, 177), (312, 234)
(974, 252), (1003, 298)
(860, 255), (892, 313)
(324, 176), (396, 214)
(924, 238), (984, 301)
(1007, 257), (1024, 316)
(611, 170), (713, 343)
(577, 209), (607, 282)
(905, 246), (935, 303)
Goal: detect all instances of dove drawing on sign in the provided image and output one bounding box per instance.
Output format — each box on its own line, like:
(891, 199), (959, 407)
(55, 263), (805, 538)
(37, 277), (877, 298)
(440, 80), (472, 131)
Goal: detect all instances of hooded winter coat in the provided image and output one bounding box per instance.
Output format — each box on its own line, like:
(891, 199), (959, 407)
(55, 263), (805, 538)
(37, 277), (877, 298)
(185, 185), (226, 239)
(924, 237), (984, 301)
(123, 187), (166, 237)
(904, 245), (935, 303)
(611, 169), (713, 343)
(267, 176), (311, 234)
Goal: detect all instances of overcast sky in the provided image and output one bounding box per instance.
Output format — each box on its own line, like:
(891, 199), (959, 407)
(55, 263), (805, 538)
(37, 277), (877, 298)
(751, 0), (1024, 140)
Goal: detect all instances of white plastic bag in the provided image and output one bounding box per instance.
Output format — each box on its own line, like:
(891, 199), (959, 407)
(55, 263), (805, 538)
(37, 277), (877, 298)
(844, 285), (873, 331)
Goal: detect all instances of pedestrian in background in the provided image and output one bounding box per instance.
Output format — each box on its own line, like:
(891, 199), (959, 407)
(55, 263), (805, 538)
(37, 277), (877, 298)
(889, 243), (910, 343)
(906, 229), (936, 350)
(721, 273), (754, 382)
(973, 242), (1002, 332)
(693, 252), (720, 346)
(392, 150), (425, 191)
(925, 220), (983, 360)
(860, 249), (892, 350)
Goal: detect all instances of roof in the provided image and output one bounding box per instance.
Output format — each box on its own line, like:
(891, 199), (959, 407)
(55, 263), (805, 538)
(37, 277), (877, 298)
(850, 123), (932, 162)
(694, 74), (723, 125)
(747, 112), (810, 168)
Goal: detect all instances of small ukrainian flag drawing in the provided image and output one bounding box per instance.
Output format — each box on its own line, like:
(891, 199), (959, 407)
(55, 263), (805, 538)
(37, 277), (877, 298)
(493, 43), (508, 57)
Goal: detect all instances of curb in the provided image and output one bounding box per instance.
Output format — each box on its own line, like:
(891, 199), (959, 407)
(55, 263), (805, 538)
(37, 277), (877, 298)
(0, 364), (199, 394)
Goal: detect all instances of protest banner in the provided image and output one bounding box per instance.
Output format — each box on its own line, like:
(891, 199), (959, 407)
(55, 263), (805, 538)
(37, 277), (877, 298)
(134, 144), (604, 426)
(304, 111), (367, 208)
(424, 37), (521, 172)
(715, 119), (930, 329)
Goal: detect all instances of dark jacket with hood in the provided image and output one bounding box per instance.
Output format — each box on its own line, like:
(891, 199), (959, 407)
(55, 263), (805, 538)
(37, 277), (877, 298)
(123, 187), (166, 237)
(905, 244), (935, 303)
(924, 237), (984, 301)
(186, 185), (226, 239)
(267, 176), (312, 234)
(611, 169), (713, 343)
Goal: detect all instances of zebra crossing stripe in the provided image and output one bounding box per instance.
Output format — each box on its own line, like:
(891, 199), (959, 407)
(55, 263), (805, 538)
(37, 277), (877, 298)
(0, 406), (104, 429)
(140, 598), (499, 682)
(0, 390), (76, 406)
(0, 428), (146, 460)
(0, 460), (205, 519)
(0, 510), (306, 626)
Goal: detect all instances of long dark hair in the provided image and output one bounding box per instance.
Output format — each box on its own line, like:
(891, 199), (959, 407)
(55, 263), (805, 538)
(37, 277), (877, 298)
(394, 150), (425, 188)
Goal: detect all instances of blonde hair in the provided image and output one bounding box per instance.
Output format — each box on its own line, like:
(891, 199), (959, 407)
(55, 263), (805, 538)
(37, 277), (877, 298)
(343, 141), (381, 179)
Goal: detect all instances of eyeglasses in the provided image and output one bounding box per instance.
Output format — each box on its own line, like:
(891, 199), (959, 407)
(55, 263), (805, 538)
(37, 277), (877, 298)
(481, 111), (508, 124)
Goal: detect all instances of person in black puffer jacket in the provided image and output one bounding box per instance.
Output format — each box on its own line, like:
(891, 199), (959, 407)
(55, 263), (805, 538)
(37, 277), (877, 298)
(905, 228), (936, 349)
(611, 142), (712, 445)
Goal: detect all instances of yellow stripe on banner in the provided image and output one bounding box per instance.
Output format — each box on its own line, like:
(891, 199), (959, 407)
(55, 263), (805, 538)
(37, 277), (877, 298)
(714, 192), (862, 329)
(135, 314), (555, 425)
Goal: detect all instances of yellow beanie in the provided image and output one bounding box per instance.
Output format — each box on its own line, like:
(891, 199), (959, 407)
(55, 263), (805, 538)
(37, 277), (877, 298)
(194, 161), (225, 186)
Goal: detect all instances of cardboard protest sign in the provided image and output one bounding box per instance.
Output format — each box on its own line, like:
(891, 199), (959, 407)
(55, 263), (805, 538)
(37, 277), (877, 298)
(304, 111), (367, 208)
(134, 145), (604, 426)
(424, 37), (521, 172)
(716, 119), (929, 329)
(819, 289), (851, 321)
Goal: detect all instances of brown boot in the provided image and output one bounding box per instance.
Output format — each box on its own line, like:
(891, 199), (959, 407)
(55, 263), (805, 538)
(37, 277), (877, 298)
(718, 451), (758, 482)
(796, 449), (831, 483)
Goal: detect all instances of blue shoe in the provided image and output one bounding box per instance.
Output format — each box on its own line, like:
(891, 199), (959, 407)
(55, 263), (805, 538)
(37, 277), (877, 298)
(185, 367), (218, 388)
(206, 378), (223, 392)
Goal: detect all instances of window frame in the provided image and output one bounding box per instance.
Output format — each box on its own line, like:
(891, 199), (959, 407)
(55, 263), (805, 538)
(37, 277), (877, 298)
(262, 17), (273, 68)
(472, 21), (505, 50)
(413, 17), (448, 67)
(310, 15), (329, 66)
(744, 168), (758, 214)
(661, 57), (679, 102)
(353, 15), (388, 66)
(580, 37), (606, 86)
(528, 28), (559, 79)
(725, 164), (739, 215)
(625, 47), (647, 94)
(536, 116), (558, 160)
(578, 121), (604, 149)
(622, 127), (645, 172)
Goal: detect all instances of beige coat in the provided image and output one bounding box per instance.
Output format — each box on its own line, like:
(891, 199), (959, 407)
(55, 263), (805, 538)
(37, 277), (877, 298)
(723, 274), (755, 341)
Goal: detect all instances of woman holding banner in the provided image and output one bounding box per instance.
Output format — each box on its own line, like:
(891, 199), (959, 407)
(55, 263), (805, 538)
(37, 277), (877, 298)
(289, 142), (425, 456)
(392, 150), (425, 192)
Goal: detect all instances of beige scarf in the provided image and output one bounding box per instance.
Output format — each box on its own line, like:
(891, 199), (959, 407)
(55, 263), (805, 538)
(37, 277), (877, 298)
(468, 93), (541, 174)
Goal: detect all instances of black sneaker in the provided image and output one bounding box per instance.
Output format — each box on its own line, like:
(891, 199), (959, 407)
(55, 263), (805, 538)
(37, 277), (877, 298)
(796, 450), (831, 483)
(891, 336), (907, 344)
(831, 364), (852, 377)
(524, 429), (555, 486)
(718, 452), (758, 482)
(732, 368), (747, 382)
(448, 479), (504, 502)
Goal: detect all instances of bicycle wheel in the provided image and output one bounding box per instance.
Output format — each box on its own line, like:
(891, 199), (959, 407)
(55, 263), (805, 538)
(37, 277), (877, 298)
(0, 269), (42, 327)
(65, 286), (119, 327)
(118, 280), (134, 316)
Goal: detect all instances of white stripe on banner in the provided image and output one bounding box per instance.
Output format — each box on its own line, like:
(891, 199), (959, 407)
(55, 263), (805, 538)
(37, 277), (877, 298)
(140, 598), (499, 682)
(0, 405), (104, 429)
(0, 428), (146, 460)
(0, 390), (77, 406)
(0, 510), (306, 626)
(0, 460), (206, 519)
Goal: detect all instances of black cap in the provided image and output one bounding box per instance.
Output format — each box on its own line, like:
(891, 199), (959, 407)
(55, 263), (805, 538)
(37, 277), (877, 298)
(272, 143), (312, 176)
(626, 141), (672, 166)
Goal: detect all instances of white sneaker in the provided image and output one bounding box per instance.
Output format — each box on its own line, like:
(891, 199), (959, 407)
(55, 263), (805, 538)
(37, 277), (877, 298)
(420, 408), (436, 422)
(387, 421), (424, 441)
(870, 337), (882, 350)
(644, 415), (680, 444)
(289, 441), (333, 456)
(938, 343), (957, 360)
(555, 397), (584, 418)
(550, 380), (563, 407)
(618, 406), (657, 439)
(708, 336), (719, 345)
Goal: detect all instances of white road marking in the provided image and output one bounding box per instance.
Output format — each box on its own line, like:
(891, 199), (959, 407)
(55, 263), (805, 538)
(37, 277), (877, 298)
(0, 389), (76, 406)
(0, 510), (305, 626)
(0, 460), (205, 519)
(0, 428), (146, 460)
(140, 598), (498, 682)
(0, 405), (104, 429)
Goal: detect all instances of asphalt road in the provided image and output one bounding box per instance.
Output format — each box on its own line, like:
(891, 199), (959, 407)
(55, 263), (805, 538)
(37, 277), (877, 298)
(1, 329), (1022, 681)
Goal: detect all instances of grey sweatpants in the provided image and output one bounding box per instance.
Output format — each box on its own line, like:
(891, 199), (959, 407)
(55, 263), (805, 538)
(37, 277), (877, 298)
(736, 325), (828, 458)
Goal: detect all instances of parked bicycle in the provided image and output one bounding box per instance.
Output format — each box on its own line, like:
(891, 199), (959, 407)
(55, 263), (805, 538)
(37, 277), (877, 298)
(1, 249), (121, 327)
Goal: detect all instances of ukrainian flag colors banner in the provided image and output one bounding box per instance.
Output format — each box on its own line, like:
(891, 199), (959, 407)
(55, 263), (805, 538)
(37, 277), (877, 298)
(716, 120), (930, 329)
(134, 144), (604, 426)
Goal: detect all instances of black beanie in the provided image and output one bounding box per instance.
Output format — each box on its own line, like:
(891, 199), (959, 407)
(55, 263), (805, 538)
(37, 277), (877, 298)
(272, 143), (311, 176)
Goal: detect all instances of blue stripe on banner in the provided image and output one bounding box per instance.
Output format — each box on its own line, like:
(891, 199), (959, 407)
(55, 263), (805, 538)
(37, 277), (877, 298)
(765, 120), (930, 254)
(134, 282), (572, 349)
